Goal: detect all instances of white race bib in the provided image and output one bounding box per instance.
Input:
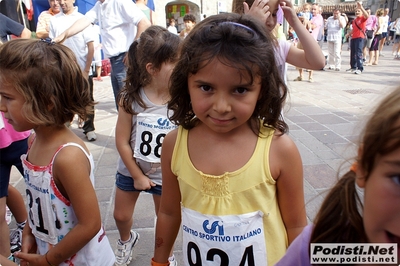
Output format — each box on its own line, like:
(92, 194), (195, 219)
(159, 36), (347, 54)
(134, 113), (177, 163)
(25, 175), (58, 245)
(182, 207), (267, 266)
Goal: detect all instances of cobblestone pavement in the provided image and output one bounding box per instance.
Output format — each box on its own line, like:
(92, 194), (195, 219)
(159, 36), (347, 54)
(9, 44), (400, 265)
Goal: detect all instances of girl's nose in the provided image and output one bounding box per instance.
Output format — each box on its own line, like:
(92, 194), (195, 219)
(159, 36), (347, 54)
(213, 94), (231, 113)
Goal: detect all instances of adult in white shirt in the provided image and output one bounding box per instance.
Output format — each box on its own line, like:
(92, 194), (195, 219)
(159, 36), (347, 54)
(49, 0), (97, 141)
(54, 0), (151, 108)
(326, 9), (346, 70)
(378, 7), (389, 56)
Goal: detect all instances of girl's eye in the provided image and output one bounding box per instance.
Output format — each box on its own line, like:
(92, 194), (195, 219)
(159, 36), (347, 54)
(272, 13), (277, 17)
(0, 95), (11, 100)
(235, 87), (248, 94)
(200, 85), (212, 92)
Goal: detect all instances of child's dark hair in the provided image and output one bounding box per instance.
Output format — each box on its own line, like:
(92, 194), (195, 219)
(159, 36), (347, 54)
(0, 38), (94, 126)
(183, 14), (196, 23)
(118, 25), (180, 114)
(168, 13), (287, 134)
(311, 87), (400, 245)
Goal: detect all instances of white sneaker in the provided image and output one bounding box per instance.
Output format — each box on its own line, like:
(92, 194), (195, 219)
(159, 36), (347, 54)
(86, 131), (97, 141)
(169, 254), (178, 266)
(114, 230), (140, 266)
(10, 227), (23, 253)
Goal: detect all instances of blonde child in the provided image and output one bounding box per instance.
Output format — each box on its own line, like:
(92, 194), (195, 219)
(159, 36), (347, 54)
(232, 0), (325, 83)
(0, 38), (114, 266)
(276, 86), (400, 265)
(113, 26), (180, 266)
(153, 13), (306, 266)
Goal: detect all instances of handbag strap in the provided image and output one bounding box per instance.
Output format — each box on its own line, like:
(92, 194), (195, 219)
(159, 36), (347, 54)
(354, 19), (366, 37)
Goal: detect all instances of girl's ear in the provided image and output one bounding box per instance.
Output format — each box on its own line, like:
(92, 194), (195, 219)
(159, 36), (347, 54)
(355, 145), (366, 188)
(146, 63), (156, 76)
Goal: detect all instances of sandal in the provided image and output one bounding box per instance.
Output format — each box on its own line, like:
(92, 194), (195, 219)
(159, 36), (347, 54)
(293, 76), (302, 81)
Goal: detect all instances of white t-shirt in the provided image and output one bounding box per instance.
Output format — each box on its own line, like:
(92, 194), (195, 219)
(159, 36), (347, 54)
(85, 0), (145, 58)
(381, 15), (389, 33)
(49, 7), (95, 75)
(326, 16), (346, 42)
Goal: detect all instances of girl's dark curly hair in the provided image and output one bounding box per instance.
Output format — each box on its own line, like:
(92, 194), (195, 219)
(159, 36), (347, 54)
(168, 13), (288, 135)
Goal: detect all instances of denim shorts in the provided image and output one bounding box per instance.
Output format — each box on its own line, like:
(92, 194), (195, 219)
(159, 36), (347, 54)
(115, 172), (162, 196)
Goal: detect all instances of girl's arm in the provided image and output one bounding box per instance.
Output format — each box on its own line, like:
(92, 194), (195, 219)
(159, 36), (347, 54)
(153, 130), (182, 264)
(271, 134), (307, 244)
(17, 147), (102, 265)
(115, 107), (155, 190)
(280, 0), (325, 70)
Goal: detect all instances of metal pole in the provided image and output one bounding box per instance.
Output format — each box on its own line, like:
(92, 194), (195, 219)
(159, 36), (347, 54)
(18, 0), (27, 27)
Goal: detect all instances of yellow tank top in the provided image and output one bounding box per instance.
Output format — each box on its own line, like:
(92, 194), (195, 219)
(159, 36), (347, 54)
(171, 124), (288, 265)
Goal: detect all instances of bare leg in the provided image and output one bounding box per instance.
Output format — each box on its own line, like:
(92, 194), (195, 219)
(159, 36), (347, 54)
(6, 186), (27, 224)
(0, 197), (11, 257)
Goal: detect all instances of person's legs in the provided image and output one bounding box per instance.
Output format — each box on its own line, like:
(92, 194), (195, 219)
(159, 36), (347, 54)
(114, 173), (142, 266)
(355, 38), (364, 71)
(294, 68), (303, 81)
(350, 38), (357, 69)
(7, 185), (27, 253)
(114, 188), (140, 242)
(378, 32), (387, 55)
(6, 186), (26, 224)
(328, 41), (335, 68)
(109, 53), (127, 109)
(367, 50), (374, 65)
(334, 40), (342, 69)
(373, 50), (380, 64)
(0, 155), (12, 257)
(308, 70), (313, 82)
(0, 197), (11, 258)
(82, 76), (96, 140)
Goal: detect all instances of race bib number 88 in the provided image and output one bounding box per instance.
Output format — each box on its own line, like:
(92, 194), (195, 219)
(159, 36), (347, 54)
(134, 113), (177, 163)
(182, 208), (267, 266)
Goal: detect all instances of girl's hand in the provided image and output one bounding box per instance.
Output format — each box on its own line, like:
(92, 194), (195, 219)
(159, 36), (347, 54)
(21, 226), (37, 254)
(14, 253), (47, 266)
(134, 175), (156, 190)
(244, 0), (271, 25)
(279, 0), (298, 26)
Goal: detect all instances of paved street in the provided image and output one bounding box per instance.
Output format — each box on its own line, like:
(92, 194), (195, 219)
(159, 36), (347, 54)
(9, 44), (400, 265)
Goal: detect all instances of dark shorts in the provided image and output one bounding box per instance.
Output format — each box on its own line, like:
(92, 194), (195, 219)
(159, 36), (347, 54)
(115, 172), (162, 196)
(382, 32), (388, 38)
(0, 138), (28, 198)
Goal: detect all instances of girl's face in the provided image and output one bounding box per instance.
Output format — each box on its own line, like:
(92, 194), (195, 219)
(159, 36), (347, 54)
(187, 58), (261, 134)
(357, 144), (400, 258)
(0, 80), (32, 132)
